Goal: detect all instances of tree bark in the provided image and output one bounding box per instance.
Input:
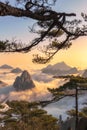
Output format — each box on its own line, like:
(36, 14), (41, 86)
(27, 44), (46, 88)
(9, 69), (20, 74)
(0, 2), (76, 21)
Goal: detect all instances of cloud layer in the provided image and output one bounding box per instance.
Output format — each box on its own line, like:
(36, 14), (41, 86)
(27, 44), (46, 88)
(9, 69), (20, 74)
(0, 69), (68, 102)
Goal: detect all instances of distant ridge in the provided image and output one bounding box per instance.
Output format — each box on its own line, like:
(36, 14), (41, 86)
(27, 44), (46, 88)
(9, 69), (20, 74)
(42, 62), (78, 76)
(52, 62), (71, 71)
(0, 64), (13, 69)
(82, 69), (87, 78)
(11, 67), (22, 73)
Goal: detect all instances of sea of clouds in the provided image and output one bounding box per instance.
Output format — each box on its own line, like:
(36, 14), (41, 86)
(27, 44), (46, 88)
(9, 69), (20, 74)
(0, 69), (67, 102)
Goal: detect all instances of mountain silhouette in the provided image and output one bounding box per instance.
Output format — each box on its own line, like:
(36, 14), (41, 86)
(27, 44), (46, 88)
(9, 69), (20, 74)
(11, 67), (22, 73)
(0, 64), (13, 69)
(42, 62), (78, 76)
(13, 70), (35, 91)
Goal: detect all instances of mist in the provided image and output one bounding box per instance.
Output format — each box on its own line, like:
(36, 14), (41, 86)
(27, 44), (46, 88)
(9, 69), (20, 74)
(8, 78), (67, 101)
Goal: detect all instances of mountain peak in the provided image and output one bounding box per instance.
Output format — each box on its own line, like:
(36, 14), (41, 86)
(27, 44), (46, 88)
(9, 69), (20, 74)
(11, 67), (22, 73)
(13, 70), (35, 91)
(0, 64), (13, 69)
(21, 70), (30, 77)
(41, 61), (78, 75)
(53, 62), (71, 71)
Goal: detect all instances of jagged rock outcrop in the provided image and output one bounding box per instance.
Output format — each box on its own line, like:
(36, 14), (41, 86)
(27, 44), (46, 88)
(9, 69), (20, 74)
(52, 62), (71, 71)
(82, 69), (87, 78)
(13, 70), (35, 91)
(11, 67), (22, 73)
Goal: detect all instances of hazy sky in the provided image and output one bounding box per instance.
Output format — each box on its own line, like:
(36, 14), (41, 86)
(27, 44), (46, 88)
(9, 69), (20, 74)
(0, 0), (87, 69)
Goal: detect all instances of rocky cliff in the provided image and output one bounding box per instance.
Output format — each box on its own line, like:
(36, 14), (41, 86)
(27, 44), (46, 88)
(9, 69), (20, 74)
(13, 70), (35, 91)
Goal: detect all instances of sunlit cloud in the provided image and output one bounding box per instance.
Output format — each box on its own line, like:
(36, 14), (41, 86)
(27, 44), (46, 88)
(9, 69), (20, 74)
(7, 78), (67, 102)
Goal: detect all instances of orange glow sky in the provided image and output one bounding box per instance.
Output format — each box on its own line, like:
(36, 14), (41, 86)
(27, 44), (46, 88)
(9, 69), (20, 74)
(1, 37), (87, 70)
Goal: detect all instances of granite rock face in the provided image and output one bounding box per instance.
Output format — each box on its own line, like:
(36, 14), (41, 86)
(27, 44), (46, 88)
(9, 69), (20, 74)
(13, 70), (35, 91)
